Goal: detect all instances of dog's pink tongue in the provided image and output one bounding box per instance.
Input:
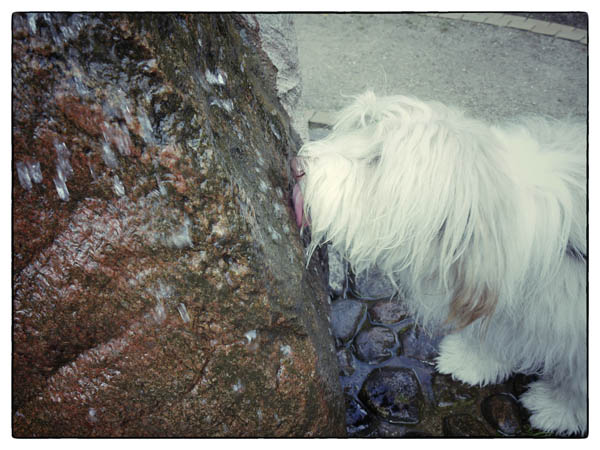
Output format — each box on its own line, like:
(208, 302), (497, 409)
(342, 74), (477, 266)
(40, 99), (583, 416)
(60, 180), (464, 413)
(292, 183), (305, 228)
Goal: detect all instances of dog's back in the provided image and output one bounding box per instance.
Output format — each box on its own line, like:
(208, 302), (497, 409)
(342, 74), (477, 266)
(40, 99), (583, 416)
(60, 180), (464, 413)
(494, 117), (587, 260)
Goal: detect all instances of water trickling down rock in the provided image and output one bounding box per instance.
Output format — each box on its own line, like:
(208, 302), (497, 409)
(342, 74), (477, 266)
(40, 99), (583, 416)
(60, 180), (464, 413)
(12, 13), (344, 437)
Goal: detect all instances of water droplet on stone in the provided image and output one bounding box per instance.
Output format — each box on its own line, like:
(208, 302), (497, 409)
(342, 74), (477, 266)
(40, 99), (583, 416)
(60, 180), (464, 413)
(16, 161), (32, 190)
(53, 176), (69, 201)
(102, 143), (119, 169)
(113, 175), (125, 197)
(177, 303), (191, 323)
(244, 330), (257, 343)
(27, 160), (43, 183)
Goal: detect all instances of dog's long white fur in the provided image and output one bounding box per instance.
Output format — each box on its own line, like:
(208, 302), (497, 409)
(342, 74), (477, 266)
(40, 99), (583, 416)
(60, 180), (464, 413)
(296, 91), (587, 435)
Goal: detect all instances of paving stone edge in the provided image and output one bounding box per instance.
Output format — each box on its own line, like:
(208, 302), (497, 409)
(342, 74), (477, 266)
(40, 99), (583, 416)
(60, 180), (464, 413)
(422, 13), (588, 44)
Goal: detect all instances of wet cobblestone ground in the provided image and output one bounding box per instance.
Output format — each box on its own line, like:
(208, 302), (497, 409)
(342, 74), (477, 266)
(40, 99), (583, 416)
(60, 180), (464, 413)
(326, 248), (546, 437)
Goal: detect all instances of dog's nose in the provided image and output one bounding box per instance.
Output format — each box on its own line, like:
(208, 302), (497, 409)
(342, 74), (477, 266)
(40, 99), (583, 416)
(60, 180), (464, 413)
(290, 157), (305, 180)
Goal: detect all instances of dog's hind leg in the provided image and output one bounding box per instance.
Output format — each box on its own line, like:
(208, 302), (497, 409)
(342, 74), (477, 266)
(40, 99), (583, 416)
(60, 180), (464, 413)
(520, 375), (587, 436)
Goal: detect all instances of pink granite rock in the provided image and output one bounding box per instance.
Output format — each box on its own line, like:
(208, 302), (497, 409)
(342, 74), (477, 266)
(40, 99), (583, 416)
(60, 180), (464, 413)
(12, 13), (344, 437)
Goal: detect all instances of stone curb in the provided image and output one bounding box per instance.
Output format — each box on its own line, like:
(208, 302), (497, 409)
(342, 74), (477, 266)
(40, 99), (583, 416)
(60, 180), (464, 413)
(422, 13), (587, 44)
(309, 111), (338, 128)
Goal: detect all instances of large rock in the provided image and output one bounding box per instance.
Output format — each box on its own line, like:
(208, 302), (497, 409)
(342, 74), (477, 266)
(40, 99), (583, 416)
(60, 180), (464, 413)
(12, 13), (345, 437)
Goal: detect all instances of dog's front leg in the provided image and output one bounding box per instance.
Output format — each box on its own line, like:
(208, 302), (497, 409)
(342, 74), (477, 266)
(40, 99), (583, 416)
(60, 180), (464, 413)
(436, 331), (515, 386)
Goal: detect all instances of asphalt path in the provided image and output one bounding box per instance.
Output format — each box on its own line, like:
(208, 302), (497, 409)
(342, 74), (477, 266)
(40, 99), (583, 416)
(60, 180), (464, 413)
(293, 13), (587, 139)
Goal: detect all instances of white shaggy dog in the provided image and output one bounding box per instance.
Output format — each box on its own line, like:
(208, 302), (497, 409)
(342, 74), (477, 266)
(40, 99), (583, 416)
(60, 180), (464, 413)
(292, 91), (587, 435)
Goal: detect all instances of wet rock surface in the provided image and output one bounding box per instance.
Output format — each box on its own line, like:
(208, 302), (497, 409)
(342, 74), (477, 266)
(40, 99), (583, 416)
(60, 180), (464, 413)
(354, 326), (397, 363)
(432, 373), (477, 408)
(443, 414), (490, 437)
(12, 13), (345, 437)
(330, 299), (366, 344)
(369, 301), (409, 325)
(481, 394), (523, 436)
(345, 395), (372, 436)
(358, 367), (422, 424)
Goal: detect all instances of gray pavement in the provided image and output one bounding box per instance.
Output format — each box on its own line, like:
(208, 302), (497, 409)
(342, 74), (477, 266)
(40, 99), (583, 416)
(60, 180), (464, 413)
(293, 13), (587, 141)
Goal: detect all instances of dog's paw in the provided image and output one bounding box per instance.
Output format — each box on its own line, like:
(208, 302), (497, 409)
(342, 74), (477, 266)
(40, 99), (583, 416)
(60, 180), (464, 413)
(520, 379), (587, 436)
(436, 334), (512, 386)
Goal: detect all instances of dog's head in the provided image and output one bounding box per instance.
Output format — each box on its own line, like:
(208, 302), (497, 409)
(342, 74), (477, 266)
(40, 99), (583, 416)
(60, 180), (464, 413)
(292, 91), (517, 327)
